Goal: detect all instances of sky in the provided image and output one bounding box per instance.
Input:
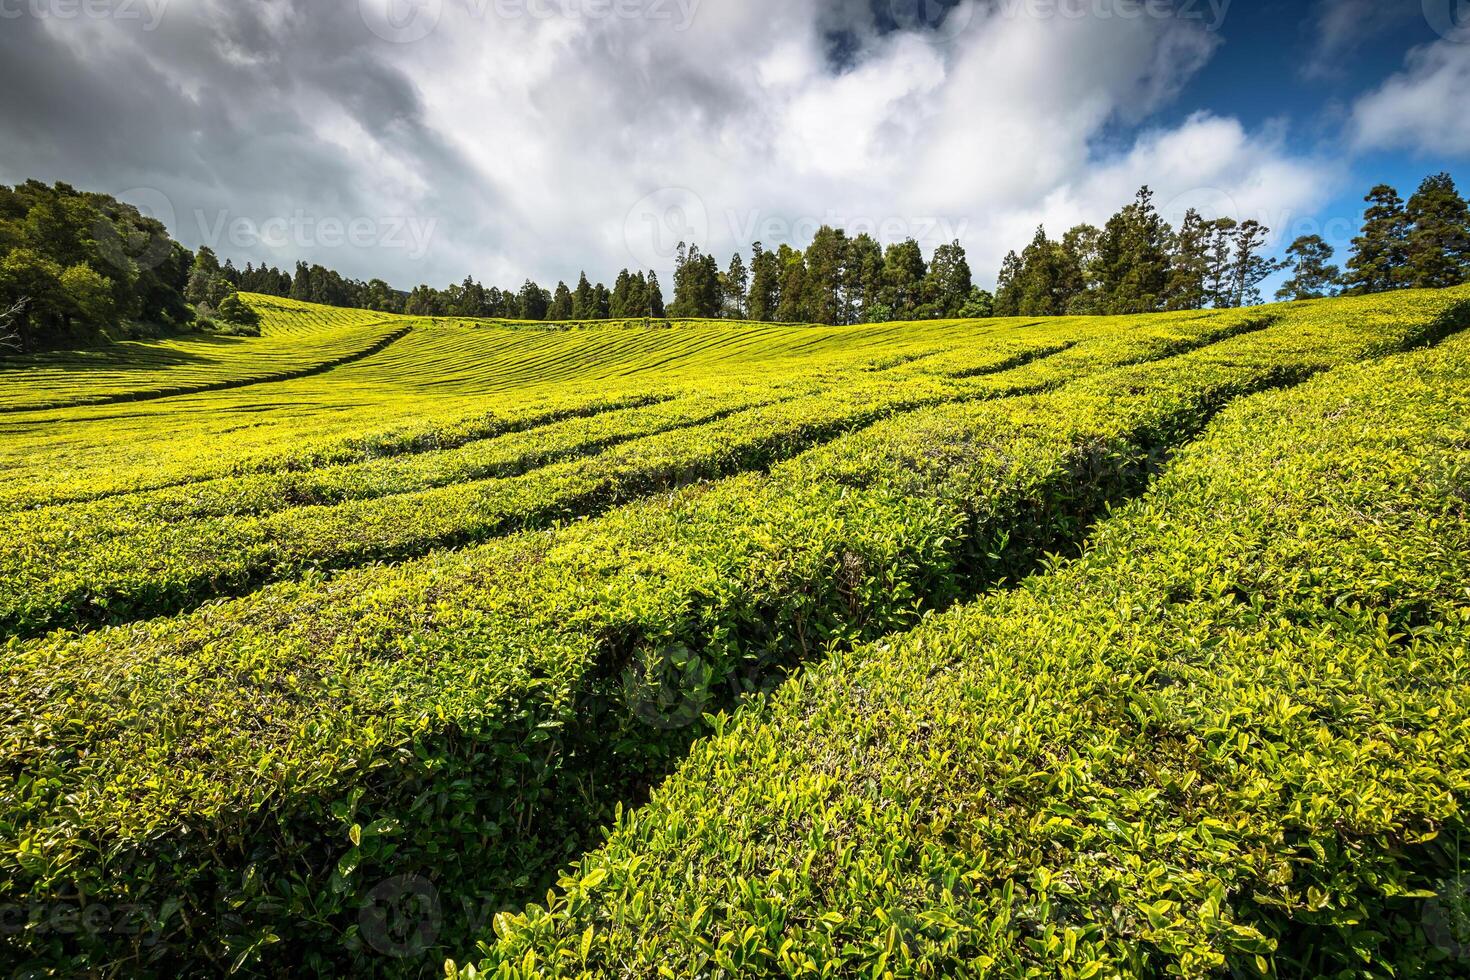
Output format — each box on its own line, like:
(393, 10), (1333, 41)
(1, 0), (1468, 292)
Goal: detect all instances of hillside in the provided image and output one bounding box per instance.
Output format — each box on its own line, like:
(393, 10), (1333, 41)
(3, 289), (1470, 979)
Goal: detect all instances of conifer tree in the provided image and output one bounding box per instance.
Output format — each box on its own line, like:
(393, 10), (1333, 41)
(923, 240), (973, 319)
(993, 250), (1023, 317)
(722, 252), (749, 319)
(1403, 172), (1470, 289)
(572, 272), (596, 320)
(549, 281), (573, 320)
(1342, 185), (1410, 295)
(646, 270), (665, 317)
(1097, 186), (1171, 314)
(1275, 235), (1340, 301)
(747, 243), (782, 322)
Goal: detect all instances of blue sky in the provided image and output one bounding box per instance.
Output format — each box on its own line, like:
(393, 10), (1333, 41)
(1157, 1), (1465, 262)
(0, 0), (1466, 290)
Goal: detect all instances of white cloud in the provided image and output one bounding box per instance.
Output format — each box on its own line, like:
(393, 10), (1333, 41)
(1352, 35), (1470, 156)
(0, 0), (1335, 289)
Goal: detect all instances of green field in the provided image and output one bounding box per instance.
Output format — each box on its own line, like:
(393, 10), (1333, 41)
(4, 288), (1470, 978)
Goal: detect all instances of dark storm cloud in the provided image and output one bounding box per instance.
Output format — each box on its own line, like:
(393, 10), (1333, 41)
(0, 0), (501, 284)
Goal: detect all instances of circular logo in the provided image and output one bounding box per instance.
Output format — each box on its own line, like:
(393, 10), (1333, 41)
(1424, 0), (1470, 41)
(1160, 186), (1244, 231)
(623, 188), (710, 272)
(623, 643), (716, 731)
(360, 0), (443, 43)
(889, 0), (976, 44)
(93, 186), (178, 274)
(359, 875), (442, 959)
(1425, 874), (1470, 960)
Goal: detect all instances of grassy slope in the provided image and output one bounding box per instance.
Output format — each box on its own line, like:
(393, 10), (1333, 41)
(464, 317), (1470, 980)
(1, 288), (1468, 978)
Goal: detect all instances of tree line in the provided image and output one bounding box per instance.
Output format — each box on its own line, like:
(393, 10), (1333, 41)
(0, 180), (194, 351)
(208, 233), (986, 326)
(991, 173), (1470, 317)
(3, 172), (1467, 353)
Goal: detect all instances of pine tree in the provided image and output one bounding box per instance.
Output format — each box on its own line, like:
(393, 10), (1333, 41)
(993, 250), (1023, 317)
(1097, 186), (1172, 314)
(646, 271), (665, 317)
(881, 239), (926, 320)
(1275, 235), (1340, 301)
(1342, 185), (1410, 295)
(722, 252), (749, 319)
(1403, 173), (1470, 289)
(845, 234), (884, 323)
(1015, 226), (1066, 316)
(572, 272), (596, 320)
(747, 243), (782, 322)
(923, 240), (973, 319)
(609, 270), (634, 318)
(776, 247), (808, 323)
(1204, 218), (1239, 308)
(1227, 220), (1282, 308)
(1059, 224), (1101, 314)
(803, 226), (849, 324)
(1165, 209), (1213, 311)
(549, 281), (573, 320)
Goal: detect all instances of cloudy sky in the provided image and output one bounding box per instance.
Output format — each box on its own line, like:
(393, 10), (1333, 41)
(2, 0), (1467, 290)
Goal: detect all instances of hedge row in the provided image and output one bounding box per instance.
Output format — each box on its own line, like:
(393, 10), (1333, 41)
(0, 311), (1248, 637)
(3, 291), (1465, 978)
(460, 310), (1470, 979)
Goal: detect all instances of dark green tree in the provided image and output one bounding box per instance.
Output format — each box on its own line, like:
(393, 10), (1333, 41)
(881, 239), (926, 320)
(775, 246), (808, 322)
(647, 270), (666, 317)
(549, 281), (574, 320)
(1342, 185), (1410, 295)
(1164, 209), (1215, 311)
(845, 233), (884, 323)
(1097, 186), (1172, 314)
(1403, 173), (1470, 289)
(516, 279), (549, 320)
(1275, 235), (1340, 301)
(572, 272), (596, 320)
(721, 252), (749, 319)
(803, 226), (849, 324)
(747, 242), (782, 322)
(924, 240), (973, 318)
(993, 250), (1023, 317)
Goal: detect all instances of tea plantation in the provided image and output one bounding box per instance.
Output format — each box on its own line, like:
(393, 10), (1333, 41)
(3, 288), (1469, 978)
